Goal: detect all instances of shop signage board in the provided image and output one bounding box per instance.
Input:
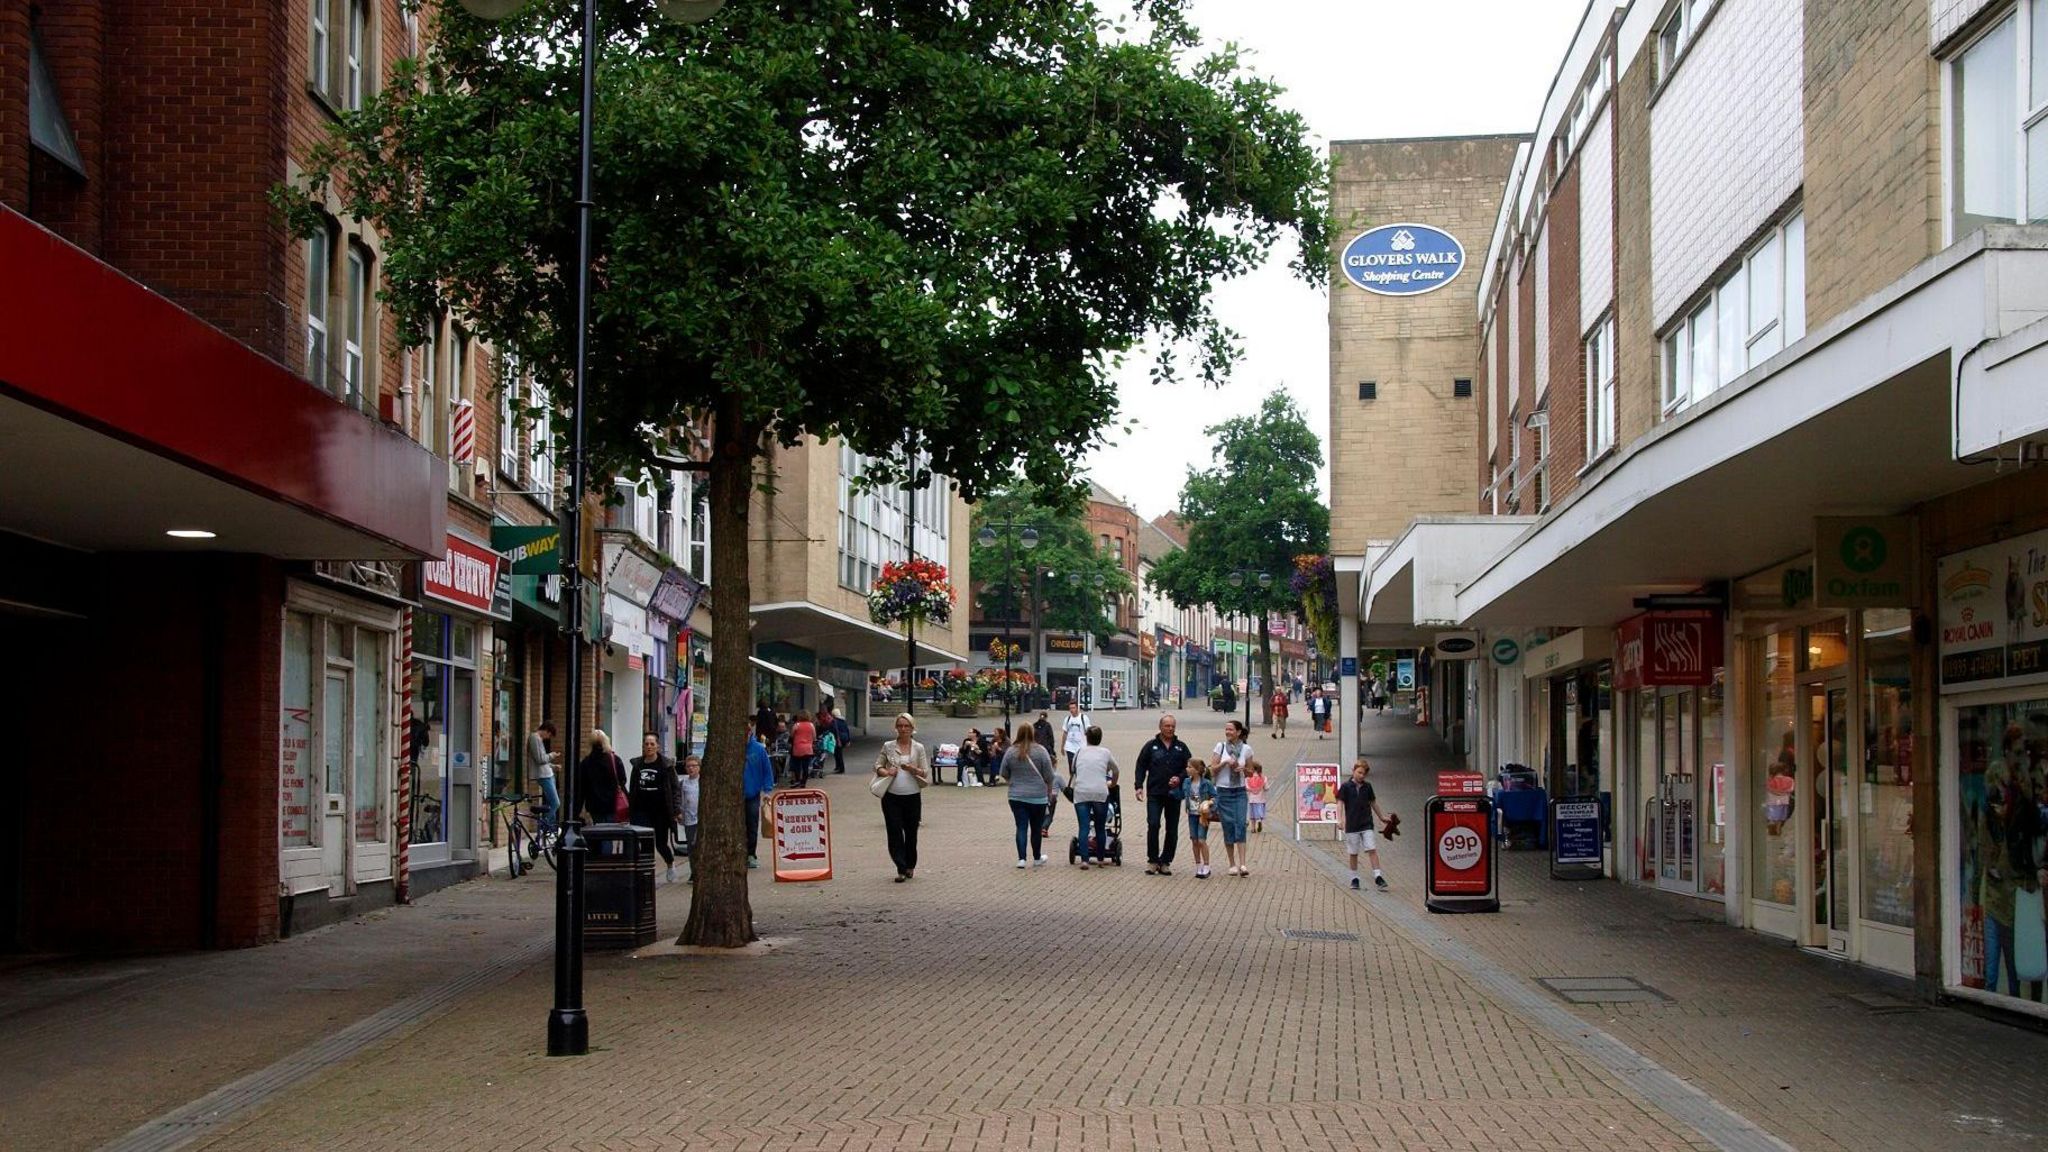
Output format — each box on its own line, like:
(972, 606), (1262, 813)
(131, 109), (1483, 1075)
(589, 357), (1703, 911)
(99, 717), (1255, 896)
(769, 789), (832, 882)
(1491, 636), (1521, 666)
(1814, 516), (1915, 608)
(1295, 763), (1339, 839)
(490, 523), (559, 575)
(1424, 795), (1498, 912)
(1433, 631), (1479, 659)
(1340, 222), (1466, 297)
(1550, 799), (1603, 879)
(648, 568), (704, 623)
(1436, 771), (1486, 795)
(1614, 611), (1722, 690)
(1395, 658), (1415, 690)
(422, 533), (507, 618)
(1339, 656), (1358, 677)
(1937, 526), (2048, 691)
(1046, 635), (1086, 653)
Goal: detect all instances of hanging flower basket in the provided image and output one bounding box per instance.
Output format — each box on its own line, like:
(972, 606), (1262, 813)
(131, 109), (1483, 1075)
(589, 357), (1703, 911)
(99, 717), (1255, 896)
(868, 558), (955, 627)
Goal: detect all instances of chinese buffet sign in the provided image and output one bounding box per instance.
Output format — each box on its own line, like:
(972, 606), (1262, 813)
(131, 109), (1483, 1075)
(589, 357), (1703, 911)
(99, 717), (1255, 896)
(423, 532), (510, 620)
(1938, 526), (2048, 691)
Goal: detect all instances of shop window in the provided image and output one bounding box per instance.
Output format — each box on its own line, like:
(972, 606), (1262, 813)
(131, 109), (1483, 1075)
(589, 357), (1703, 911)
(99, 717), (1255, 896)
(353, 630), (386, 841)
(1754, 631), (1800, 905)
(281, 612), (316, 848)
(1954, 694), (2048, 1002)
(410, 616), (477, 849)
(1802, 618), (1849, 672)
(1860, 609), (1915, 929)
(1701, 671), (1727, 895)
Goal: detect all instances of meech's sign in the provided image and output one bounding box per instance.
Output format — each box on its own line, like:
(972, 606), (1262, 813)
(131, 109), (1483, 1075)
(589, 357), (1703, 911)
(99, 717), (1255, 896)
(1340, 223), (1466, 297)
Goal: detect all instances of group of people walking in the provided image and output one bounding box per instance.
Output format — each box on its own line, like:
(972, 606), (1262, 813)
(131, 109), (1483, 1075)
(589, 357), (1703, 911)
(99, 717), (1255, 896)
(555, 727), (702, 885)
(1131, 715), (1265, 878)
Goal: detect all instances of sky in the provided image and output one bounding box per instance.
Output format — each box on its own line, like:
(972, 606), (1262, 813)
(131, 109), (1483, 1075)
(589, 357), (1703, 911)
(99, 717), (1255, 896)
(1082, 0), (1593, 522)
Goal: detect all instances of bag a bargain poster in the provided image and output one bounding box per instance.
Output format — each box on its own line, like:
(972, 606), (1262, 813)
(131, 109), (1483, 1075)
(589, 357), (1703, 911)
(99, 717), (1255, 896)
(1296, 763), (1339, 827)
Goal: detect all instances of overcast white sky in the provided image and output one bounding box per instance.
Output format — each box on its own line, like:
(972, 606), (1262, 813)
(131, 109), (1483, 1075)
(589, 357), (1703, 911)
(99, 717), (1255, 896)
(1083, 0), (1591, 521)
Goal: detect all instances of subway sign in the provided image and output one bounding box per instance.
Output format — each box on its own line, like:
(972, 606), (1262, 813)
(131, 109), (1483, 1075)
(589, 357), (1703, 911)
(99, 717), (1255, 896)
(1340, 223), (1466, 297)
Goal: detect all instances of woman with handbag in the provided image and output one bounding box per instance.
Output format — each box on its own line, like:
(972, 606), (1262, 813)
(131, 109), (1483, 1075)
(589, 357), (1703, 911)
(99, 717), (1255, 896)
(1000, 723), (1057, 868)
(872, 713), (931, 882)
(578, 729), (629, 825)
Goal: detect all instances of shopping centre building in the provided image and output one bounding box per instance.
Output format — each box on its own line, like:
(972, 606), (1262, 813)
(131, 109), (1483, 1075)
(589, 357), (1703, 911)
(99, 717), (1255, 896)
(1333, 0), (2048, 1016)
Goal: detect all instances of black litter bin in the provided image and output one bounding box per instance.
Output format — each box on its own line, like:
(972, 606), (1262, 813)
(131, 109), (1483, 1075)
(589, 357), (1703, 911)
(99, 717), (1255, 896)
(583, 822), (656, 949)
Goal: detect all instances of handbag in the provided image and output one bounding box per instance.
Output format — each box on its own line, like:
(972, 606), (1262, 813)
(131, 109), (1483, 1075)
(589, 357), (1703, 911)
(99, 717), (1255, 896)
(611, 754), (630, 822)
(870, 773), (893, 799)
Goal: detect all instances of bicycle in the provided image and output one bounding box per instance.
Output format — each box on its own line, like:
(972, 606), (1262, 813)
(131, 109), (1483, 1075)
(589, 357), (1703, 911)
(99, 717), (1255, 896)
(491, 791), (561, 878)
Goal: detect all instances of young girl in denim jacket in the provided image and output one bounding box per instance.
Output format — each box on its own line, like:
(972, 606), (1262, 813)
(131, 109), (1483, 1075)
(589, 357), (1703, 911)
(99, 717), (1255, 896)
(1180, 762), (1218, 879)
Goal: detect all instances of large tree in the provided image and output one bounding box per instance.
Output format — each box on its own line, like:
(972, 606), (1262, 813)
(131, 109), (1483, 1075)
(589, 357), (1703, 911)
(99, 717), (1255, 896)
(296, 0), (1327, 945)
(969, 484), (1130, 653)
(1148, 391), (1328, 723)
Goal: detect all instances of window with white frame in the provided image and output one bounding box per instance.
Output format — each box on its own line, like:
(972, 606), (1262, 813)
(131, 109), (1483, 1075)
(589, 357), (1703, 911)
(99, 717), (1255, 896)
(1943, 4), (2048, 235)
(1530, 412), (1551, 513)
(686, 476), (710, 582)
(309, 0), (373, 111)
(310, 0), (332, 94)
(1656, 0), (1719, 86)
(1660, 211), (1806, 414)
(498, 352), (525, 481)
(1506, 403), (1523, 513)
(344, 0), (366, 110)
(1584, 315), (1617, 461)
(305, 230), (330, 388)
(343, 242), (367, 408)
(528, 374), (555, 504)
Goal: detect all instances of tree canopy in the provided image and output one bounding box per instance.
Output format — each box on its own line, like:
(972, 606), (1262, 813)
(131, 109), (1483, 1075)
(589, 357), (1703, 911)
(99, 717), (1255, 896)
(969, 484), (1131, 647)
(297, 0), (1328, 945)
(1148, 391), (1328, 712)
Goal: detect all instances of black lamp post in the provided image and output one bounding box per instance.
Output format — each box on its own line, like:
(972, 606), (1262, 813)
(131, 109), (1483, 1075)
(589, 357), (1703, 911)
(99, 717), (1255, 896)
(1227, 570), (1271, 735)
(458, 0), (726, 1060)
(976, 521), (1038, 735)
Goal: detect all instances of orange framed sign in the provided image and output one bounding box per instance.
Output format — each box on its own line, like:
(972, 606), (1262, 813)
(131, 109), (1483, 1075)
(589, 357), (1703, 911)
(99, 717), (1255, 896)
(769, 789), (833, 882)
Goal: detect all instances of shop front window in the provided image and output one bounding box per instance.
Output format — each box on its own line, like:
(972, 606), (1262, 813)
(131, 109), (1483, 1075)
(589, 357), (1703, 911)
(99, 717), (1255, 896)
(1954, 694), (2048, 1003)
(1861, 609), (1915, 928)
(281, 612), (315, 848)
(1755, 632), (1800, 905)
(1802, 618), (1849, 672)
(493, 633), (522, 798)
(1701, 671), (1727, 895)
(353, 630), (386, 842)
(410, 615), (476, 849)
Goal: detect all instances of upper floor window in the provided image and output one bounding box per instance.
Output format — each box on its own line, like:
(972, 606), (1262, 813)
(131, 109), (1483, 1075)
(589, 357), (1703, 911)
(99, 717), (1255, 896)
(305, 230), (331, 389)
(310, 0), (373, 112)
(499, 352), (526, 482)
(1661, 211), (1805, 414)
(342, 242), (369, 408)
(1584, 315), (1617, 462)
(1656, 0), (1718, 87)
(529, 375), (556, 505)
(417, 326), (439, 454)
(1946, 3), (2048, 235)
(686, 478), (710, 582)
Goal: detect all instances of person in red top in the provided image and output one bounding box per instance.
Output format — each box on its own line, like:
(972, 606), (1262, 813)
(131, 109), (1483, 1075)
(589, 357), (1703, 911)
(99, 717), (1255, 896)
(1270, 688), (1289, 739)
(789, 711), (818, 786)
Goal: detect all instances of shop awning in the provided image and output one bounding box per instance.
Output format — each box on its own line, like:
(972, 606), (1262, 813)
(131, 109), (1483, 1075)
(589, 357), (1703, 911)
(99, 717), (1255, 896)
(749, 599), (967, 670)
(0, 207), (443, 559)
(1456, 231), (2048, 628)
(1359, 517), (1533, 644)
(748, 655), (811, 682)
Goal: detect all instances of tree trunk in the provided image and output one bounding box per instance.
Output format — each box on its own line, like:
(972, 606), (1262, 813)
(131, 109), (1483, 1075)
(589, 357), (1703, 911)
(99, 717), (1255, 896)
(681, 398), (761, 947)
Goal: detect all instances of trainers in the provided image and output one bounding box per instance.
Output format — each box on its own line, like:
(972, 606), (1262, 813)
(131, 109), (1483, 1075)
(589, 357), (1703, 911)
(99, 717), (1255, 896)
(746, 856), (759, 869)
(665, 865), (676, 884)
(1016, 859), (1029, 869)
(1033, 857), (1046, 867)
(1156, 866), (1172, 876)
(1076, 861), (1090, 870)
(1375, 875), (1389, 890)
(1350, 876), (1361, 890)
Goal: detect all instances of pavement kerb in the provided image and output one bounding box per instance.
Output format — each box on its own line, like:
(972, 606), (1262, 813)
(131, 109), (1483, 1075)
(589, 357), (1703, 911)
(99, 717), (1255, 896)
(1263, 751), (1794, 1152)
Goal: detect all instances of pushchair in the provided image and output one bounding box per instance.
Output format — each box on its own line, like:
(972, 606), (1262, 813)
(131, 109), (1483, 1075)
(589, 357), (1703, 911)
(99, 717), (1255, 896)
(1067, 784), (1125, 866)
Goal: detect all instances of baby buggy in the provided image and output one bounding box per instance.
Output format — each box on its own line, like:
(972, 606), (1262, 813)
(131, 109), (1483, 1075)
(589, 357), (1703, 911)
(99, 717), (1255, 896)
(1067, 784), (1125, 866)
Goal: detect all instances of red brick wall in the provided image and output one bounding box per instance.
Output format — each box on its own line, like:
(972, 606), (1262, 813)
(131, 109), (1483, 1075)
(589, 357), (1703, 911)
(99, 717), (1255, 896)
(1544, 165), (1586, 501)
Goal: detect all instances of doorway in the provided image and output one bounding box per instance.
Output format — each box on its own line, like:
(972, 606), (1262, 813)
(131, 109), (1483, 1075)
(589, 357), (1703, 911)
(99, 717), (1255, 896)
(1804, 681), (1851, 953)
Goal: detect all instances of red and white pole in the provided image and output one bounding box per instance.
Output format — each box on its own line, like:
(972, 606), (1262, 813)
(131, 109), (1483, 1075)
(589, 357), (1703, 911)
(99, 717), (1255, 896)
(395, 608), (413, 903)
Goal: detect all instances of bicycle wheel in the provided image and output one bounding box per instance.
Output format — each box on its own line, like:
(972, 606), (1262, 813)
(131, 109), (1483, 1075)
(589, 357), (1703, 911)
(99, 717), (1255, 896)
(538, 826), (559, 871)
(505, 815), (526, 879)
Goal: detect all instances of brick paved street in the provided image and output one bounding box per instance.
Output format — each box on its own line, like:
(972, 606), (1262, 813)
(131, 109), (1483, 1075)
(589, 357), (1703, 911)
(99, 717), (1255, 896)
(10, 708), (2044, 1152)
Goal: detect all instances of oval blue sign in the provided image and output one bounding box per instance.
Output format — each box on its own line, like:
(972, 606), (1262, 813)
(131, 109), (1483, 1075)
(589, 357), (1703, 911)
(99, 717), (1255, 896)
(1340, 223), (1466, 296)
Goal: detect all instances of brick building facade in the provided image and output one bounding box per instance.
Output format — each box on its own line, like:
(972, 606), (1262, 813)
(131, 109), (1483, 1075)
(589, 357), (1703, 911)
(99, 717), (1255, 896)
(1335, 0), (2048, 1019)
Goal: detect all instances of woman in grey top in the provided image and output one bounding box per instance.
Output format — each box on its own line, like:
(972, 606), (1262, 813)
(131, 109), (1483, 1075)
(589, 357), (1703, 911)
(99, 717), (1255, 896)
(1070, 726), (1118, 868)
(1000, 723), (1057, 868)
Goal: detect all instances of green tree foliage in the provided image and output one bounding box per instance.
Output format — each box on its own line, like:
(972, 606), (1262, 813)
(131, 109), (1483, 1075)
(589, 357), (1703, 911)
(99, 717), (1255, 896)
(1148, 391), (1328, 720)
(969, 484), (1130, 646)
(294, 0), (1327, 945)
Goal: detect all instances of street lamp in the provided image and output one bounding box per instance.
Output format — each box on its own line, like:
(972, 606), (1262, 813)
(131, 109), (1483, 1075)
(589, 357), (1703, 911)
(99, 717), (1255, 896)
(458, 0), (728, 1061)
(1228, 570), (1271, 734)
(1067, 570), (1105, 705)
(976, 521), (1038, 734)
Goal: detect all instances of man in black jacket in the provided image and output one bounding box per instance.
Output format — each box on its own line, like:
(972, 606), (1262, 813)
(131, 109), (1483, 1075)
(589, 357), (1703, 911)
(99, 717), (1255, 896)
(1133, 714), (1194, 875)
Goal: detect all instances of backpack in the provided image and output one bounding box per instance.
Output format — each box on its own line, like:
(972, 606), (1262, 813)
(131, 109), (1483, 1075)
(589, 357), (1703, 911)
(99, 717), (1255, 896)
(819, 730), (838, 754)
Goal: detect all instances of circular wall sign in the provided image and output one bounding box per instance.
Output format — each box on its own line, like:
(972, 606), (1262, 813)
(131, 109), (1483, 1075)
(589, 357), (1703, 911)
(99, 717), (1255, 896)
(1340, 223), (1467, 296)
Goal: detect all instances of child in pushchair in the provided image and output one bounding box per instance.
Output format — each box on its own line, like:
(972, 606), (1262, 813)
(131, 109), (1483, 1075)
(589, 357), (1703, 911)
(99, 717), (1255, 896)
(1067, 782), (1125, 866)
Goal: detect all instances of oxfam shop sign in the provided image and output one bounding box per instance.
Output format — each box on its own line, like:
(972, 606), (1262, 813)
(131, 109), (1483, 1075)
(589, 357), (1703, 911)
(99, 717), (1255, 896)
(1340, 223), (1466, 296)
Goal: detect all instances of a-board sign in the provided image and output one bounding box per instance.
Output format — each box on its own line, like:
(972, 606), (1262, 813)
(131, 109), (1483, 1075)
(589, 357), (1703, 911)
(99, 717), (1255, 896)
(1424, 796), (1498, 913)
(1550, 798), (1603, 879)
(770, 789), (832, 882)
(1295, 763), (1339, 839)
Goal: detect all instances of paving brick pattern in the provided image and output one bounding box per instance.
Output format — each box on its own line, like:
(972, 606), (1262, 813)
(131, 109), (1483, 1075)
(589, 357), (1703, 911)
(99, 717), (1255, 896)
(163, 714), (1701, 1151)
(1307, 711), (2048, 1152)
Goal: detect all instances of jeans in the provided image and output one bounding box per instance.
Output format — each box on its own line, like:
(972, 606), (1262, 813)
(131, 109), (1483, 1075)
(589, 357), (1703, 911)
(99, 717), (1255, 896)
(882, 790), (921, 874)
(1986, 914), (2020, 995)
(1076, 800), (1108, 858)
(743, 795), (762, 858)
(1215, 786), (1249, 845)
(538, 776), (561, 829)
(1010, 799), (1047, 861)
(1145, 791), (1182, 866)
(790, 754), (813, 786)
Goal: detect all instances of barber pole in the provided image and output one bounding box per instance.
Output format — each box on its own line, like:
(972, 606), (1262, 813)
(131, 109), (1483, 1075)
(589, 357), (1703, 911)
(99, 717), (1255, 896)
(395, 609), (413, 903)
(451, 399), (475, 465)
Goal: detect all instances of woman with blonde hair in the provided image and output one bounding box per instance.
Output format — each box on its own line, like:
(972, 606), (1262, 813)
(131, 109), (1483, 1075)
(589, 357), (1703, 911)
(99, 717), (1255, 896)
(873, 712), (931, 881)
(578, 729), (627, 824)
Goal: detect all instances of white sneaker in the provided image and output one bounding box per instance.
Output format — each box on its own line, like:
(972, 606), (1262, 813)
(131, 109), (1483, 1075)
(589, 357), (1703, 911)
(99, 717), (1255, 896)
(1032, 857), (1046, 868)
(665, 865), (676, 884)
(1015, 859), (1028, 869)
